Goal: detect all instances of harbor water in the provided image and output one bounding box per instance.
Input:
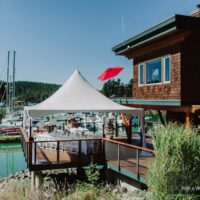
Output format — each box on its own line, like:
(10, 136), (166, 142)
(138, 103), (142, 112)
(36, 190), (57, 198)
(0, 142), (27, 179)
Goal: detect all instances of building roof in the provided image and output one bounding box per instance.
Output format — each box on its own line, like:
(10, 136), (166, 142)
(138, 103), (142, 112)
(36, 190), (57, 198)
(112, 14), (200, 55)
(25, 69), (143, 118)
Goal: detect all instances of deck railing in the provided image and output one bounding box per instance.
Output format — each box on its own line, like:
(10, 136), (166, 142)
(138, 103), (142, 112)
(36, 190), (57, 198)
(21, 127), (30, 163)
(102, 138), (155, 179)
(111, 97), (133, 104)
(21, 129), (103, 169)
(21, 129), (155, 181)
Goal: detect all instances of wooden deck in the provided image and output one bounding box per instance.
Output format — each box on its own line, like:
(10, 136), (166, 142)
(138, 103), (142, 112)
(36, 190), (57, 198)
(35, 147), (102, 165)
(103, 138), (155, 182)
(107, 156), (154, 178)
(21, 129), (155, 183)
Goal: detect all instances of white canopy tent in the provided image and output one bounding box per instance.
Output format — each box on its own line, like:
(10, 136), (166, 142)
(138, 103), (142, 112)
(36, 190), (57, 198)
(24, 69), (145, 145)
(25, 69), (143, 118)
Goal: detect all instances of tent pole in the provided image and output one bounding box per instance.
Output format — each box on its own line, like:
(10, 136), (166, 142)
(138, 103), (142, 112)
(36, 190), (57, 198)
(29, 118), (33, 141)
(127, 118), (132, 143)
(140, 116), (146, 147)
(102, 116), (105, 138)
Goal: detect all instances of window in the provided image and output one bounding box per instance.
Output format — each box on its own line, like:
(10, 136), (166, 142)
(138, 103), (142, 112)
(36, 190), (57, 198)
(146, 59), (162, 84)
(164, 56), (170, 82)
(138, 55), (171, 86)
(139, 64), (144, 85)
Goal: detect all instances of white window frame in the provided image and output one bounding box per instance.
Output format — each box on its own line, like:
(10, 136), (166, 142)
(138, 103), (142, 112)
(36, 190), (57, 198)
(163, 55), (171, 83)
(138, 64), (144, 86)
(146, 58), (162, 85)
(138, 55), (171, 86)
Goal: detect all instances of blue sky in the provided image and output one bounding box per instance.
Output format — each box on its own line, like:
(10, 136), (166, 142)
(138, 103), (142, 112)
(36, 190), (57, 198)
(0, 0), (199, 89)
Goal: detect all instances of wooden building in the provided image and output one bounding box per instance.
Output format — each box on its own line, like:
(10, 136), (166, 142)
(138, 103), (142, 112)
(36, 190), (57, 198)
(112, 6), (200, 127)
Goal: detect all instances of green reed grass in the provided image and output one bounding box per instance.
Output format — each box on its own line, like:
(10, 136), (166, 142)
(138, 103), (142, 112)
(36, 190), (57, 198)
(147, 123), (200, 200)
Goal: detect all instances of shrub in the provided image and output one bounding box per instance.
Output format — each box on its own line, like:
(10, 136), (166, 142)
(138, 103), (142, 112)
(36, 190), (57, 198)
(148, 123), (200, 200)
(85, 162), (101, 185)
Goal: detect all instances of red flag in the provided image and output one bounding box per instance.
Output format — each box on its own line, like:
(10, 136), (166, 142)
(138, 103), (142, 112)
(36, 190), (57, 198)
(98, 66), (124, 81)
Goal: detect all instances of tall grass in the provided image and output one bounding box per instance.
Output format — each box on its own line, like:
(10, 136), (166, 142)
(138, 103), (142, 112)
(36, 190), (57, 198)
(148, 123), (200, 200)
(0, 180), (34, 200)
(0, 163), (117, 200)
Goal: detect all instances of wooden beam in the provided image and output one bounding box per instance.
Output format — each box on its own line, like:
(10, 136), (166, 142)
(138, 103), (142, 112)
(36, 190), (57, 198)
(186, 111), (190, 128)
(121, 114), (133, 143)
(157, 110), (165, 126)
(121, 113), (131, 142)
(121, 113), (128, 126)
(124, 31), (190, 59)
(127, 118), (132, 143)
(29, 162), (105, 172)
(191, 105), (200, 113)
(124, 104), (190, 113)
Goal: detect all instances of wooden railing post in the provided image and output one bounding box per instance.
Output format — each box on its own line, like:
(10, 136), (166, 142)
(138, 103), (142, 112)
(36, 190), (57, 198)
(21, 134), (24, 152)
(136, 149), (139, 179)
(78, 140), (81, 157)
(115, 121), (118, 137)
(23, 137), (25, 153)
(118, 143), (120, 171)
(101, 139), (105, 161)
(93, 122), (96, 134)
(26, 142), (28, 162)
(34, 142), (37, 164)
(102, 124), (105, 137)
(102, 117), (105, 138)
(22, 137), (25, 156)
(28, 142), (32, 167)
(21, 133), (23, 148)
(57, 141), (60, 163)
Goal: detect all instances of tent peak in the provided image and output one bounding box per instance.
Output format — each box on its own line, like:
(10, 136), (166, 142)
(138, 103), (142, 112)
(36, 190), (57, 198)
(72, 69), (86, 80)
(26, 68), (144, 118)
(73, 68), (80, 74)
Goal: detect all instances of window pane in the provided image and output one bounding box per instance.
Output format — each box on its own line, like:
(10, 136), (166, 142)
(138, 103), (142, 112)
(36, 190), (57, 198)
(165, 57), (170, 82)
(146, 59), (161, 84)
(139, 64), (143, 85)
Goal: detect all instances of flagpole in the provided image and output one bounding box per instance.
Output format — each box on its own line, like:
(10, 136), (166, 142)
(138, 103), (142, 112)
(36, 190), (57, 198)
(122, 16), (125, 43)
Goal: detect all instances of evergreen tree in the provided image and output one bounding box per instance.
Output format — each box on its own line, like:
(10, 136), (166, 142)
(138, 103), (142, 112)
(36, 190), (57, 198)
(100, 78), (133, 98)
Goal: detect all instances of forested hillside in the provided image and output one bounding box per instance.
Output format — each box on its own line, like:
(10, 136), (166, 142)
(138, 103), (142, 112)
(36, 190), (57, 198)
(0, 81), (60, 104)
(15, 81), (61, 103)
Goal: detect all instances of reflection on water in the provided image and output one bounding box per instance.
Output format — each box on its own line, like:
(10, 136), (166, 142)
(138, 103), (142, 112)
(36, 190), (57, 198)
(0, 142), (27, 179)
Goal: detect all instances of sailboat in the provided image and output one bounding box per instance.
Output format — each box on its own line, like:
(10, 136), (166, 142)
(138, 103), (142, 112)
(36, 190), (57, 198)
(0, 51), (22, 129)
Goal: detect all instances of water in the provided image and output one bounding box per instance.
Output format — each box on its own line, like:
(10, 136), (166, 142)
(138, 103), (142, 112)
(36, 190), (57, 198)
(0, 142), (27, 179)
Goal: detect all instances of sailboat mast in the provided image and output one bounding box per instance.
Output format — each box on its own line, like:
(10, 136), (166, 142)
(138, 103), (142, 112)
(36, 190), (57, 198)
(6, 51), (10, 110)
(12, 51), (16, 112)
(9, 75), (12, 112)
